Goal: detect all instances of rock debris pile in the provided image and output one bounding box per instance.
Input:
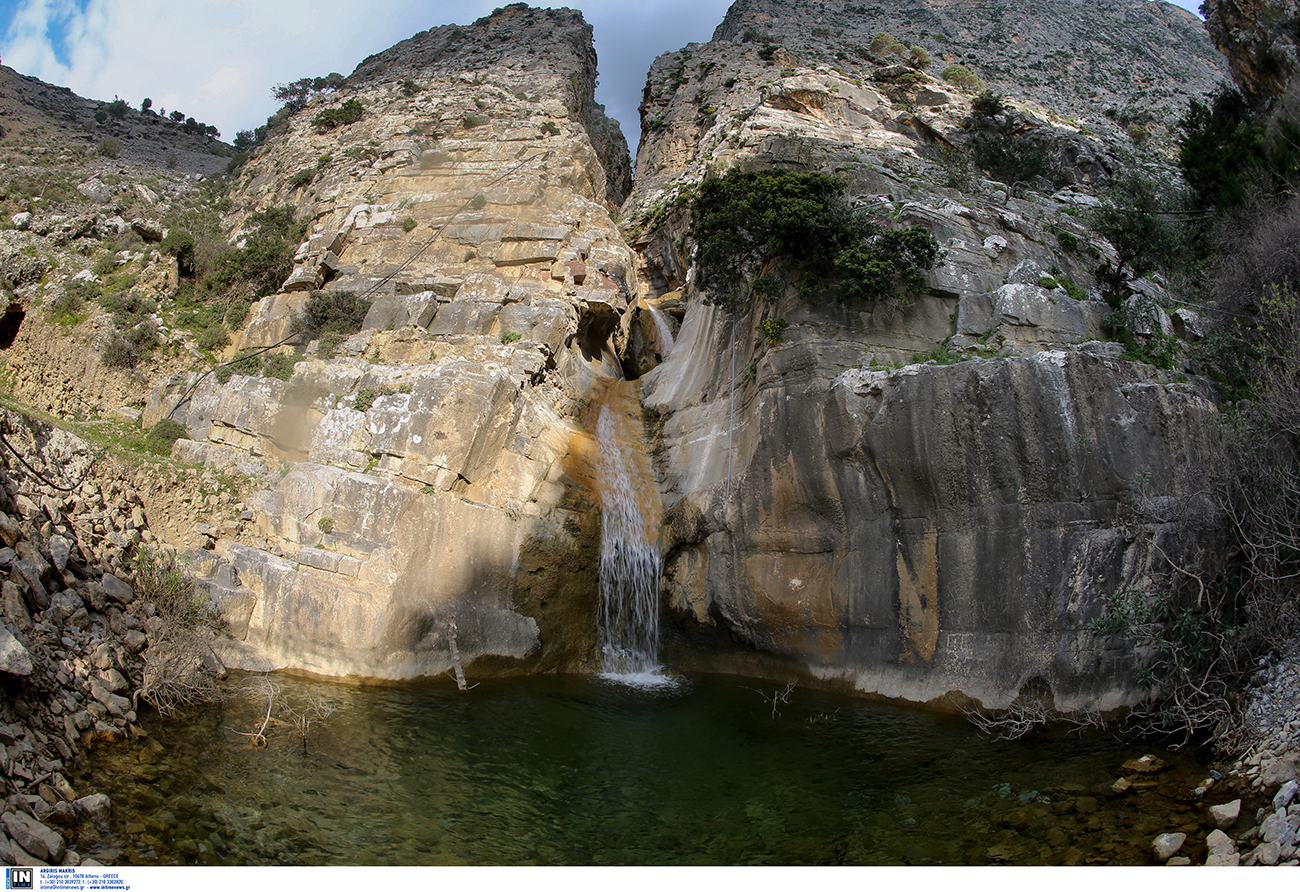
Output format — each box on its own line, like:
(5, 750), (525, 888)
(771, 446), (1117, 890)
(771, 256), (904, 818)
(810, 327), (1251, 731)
(0, 409), (227, 867)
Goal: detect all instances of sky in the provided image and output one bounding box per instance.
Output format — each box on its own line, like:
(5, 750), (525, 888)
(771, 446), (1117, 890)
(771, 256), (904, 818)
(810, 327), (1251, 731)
(0, 0), (1208, 153)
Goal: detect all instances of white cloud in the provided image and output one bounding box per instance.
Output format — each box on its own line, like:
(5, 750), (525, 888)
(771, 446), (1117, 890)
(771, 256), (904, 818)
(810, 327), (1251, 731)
(199, 65), (243, 99)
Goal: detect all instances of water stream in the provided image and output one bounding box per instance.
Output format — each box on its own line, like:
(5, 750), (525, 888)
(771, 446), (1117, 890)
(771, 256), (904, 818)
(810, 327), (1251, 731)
(594, 380), (665, 681)
(646, 303), (675, 354)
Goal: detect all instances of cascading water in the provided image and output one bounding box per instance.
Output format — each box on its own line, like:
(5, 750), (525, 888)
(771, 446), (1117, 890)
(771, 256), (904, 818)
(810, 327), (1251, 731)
(646, 303), (675, 354)
(594, 381), (666, 679)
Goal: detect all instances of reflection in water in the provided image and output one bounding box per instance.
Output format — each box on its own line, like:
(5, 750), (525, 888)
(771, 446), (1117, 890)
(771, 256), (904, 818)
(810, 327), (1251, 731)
(76, 673), (1215, 866)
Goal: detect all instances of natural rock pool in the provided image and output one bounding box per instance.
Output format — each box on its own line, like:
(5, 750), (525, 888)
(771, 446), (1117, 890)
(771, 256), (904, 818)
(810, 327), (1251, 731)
(74, 672), (1218, 865)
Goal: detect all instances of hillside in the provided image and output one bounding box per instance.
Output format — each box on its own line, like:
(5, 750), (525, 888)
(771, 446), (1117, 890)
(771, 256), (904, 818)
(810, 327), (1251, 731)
(0, 64), (232, 174)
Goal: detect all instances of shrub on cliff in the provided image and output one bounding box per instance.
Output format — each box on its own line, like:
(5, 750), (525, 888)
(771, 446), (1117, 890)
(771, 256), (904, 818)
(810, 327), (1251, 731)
(969, 131), (1053, 187)
(941, 64), (985, 93)
(312, 98), (364, 132)
(1180, 84), (1300, 218)
(689, 169), (940, 315)
(202, 206), (306, 301)
(291, 290), (370, 344)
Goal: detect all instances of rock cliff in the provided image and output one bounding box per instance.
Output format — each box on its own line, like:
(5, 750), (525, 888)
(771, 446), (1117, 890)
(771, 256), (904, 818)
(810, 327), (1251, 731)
(1203, 0), (1300, 96)
(143, 4), (637, 678)
(625, 0), (1227, 710)
(0, 1), (1240, 713)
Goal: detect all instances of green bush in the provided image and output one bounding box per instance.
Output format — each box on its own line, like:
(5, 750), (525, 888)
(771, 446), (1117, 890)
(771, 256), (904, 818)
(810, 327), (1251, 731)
(215, 350), (263, 383)
(263, 353), (298, 381)
(160, 229), (196, 276)
(402, 216), (418, 233)
(1089, 173), (1192, 297)
(145, 418), (188, 455)
(202, 206), (305, 301)
(352, 386), (379, 412)
(500, 330), (522, 345)
(971, 91), (1004, 118)
(311, 98), (364, 132)
(969, 131), (1054, 187)
(102, 323), (159, 369)
(92, 254), (118, 278)
(97, 137), (121, 159)
(107, 99), (129, 119)
(224, 298), (252, 328)
(317, 516), (334, 534)
(760, 318), (788, 344)
(941, 64), (985, 93)
(291, 290), (370, 343)
(99, 291), (157, 330)
(690, 169), (940, 315)
(197, 322), (230, 352)
(47, 289), (88, 327)
(460, 114), (487, 129)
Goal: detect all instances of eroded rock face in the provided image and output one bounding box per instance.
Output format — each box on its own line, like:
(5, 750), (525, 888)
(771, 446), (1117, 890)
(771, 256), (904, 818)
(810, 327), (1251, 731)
(142, 0), (1228, 711)
(1204, 0), (1300, 97)
(147, 5), (634, 679)
(623, 0), (1227, 709)
(645, 305), (1220, 708)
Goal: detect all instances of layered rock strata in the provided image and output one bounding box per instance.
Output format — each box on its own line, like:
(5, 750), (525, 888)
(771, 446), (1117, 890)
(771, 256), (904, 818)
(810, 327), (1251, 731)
(147, 6), (637, 678)
(624, 0), (1226, 710)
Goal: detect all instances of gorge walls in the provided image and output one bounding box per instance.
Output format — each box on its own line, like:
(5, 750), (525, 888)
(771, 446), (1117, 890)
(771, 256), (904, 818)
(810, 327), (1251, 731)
(625, 0), (1228, 710)
(109, 0), (1235, 712)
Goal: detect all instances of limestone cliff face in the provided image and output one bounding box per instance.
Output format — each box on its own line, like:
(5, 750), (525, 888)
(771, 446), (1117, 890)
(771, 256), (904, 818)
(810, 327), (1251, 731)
(146, 5), (635, 679)
(1203, 0), (1300, 96)
(139, 0), (1227, 709)
(627, 0), (1225, 709)
(713, 0), (1227, 129)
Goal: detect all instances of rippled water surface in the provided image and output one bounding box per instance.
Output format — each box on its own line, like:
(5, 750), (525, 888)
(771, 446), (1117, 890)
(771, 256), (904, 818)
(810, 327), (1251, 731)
(77, 673), (1216, 865)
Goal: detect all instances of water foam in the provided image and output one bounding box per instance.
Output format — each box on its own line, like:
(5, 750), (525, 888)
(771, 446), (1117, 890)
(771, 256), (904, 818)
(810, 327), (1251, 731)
(595, 396), (663, 677)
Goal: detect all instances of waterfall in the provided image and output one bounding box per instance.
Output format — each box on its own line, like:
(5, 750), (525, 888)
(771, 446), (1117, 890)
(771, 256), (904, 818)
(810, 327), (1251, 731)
(647, 303), (675, 354)
(594, 381), (665, 680)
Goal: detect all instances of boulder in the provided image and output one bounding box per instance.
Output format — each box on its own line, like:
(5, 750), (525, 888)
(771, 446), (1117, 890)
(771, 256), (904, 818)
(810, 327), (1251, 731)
(0, 627), (33, 676)
(1274, 779), (1299, 811)
(1208, 798), (1241, 830)
(1261, 755), (1298, 788)
(77, 178), (112, 204)
(1, 811), (65, 864)
(1204, 850), (1240, 866)
(1206, 828), (1234, 852)
(1152, 831), (1185, 861)
(1260, 809), (1296, 846)
(72, 794), (111, 826)
(1254, 840), (1281, 866)
(131, 218), (164, 241)
(1122, 755), (1171, 775)
(47, 536), (72, 572)
(100, 574), (134, 605)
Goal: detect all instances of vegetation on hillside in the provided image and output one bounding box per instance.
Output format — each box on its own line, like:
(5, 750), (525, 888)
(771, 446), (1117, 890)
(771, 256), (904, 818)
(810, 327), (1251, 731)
(690, 169), (940, 316)
(1076, 79), (1300, 746)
